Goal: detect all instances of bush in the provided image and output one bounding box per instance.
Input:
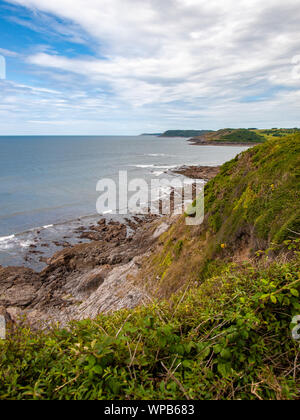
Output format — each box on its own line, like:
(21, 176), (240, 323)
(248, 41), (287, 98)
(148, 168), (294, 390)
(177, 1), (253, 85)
(0, 244), (299, 400)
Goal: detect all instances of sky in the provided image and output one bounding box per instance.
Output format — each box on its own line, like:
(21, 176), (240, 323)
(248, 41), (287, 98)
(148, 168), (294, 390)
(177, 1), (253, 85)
(0, 0), (300, 135)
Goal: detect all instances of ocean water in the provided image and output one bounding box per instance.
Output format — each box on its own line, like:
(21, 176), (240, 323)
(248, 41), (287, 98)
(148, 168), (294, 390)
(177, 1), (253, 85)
(0, 135), (248, 270)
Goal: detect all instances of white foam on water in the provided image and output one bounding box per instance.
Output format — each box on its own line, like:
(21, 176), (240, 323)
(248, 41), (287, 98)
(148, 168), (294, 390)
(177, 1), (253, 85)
(146, 153), (170, 157)
(43, 224), (54, 229)
(19, 240), (35, 248)
(0, 235), (16, 250)
(130, 164), (155, 168)
(0, 243), (14, 251)
(153, 165), (177, 169)
(130, 164), (177, 170)
(0, 234), (15, 242)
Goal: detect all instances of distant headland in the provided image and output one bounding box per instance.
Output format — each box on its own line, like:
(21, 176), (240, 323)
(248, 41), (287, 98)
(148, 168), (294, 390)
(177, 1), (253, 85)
(140, 130), (213, 137)
(141, 127), (300, 145)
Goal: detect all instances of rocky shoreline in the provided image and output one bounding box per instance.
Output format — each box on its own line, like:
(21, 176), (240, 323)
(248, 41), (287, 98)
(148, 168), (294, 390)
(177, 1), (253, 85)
(0, 213), (170, 328)
(172, 165), (221, 181)
(0, 164), (221, 330)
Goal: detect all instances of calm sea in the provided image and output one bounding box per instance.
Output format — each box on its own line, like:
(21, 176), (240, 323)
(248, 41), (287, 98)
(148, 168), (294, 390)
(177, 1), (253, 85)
(0, 135), (248, 269)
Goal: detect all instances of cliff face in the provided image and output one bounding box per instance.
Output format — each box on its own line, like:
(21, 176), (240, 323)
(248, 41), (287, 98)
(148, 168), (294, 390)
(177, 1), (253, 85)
(137, 135), (300, 299)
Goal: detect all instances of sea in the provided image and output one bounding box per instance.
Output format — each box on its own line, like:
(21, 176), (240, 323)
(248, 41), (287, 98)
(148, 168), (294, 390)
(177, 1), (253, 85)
(0, 135), (249, 270)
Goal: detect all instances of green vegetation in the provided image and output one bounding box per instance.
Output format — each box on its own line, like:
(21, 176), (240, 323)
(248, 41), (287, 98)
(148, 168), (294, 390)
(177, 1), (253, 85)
(0, 247), (299, 400)
(140, 133), (162, 136)
(160, 130), (213, 137)
(255, 128), (300, 141)
(0, 135), (299, 400)
(139, 134), (300, 296)
(145, 128), (300, 142)
(203, 128), (265, 144)
(193, 128), (300, 144)
(215, 128), (265, 143)
(205, 134), (300, 246)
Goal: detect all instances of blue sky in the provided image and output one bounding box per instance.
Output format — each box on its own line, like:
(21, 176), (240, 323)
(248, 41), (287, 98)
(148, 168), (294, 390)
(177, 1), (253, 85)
(0, 0), (300, 135)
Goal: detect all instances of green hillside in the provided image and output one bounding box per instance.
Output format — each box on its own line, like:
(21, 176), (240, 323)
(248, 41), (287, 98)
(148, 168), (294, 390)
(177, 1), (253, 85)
(139, 134), (300, 297)
(200, 128), (265, 144)
(160, 130), (213, 137)
(216, 128), (265, 143)
(191, 128), (300, 144)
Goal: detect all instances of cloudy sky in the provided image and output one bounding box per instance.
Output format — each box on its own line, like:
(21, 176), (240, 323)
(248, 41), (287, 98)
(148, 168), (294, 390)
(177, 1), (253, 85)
(0, 0), (300, 135)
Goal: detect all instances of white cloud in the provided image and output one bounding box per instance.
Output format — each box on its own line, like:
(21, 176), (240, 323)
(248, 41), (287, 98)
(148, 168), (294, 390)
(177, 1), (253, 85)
(2, 0), (300, 133)
(0, 48), (19, 57)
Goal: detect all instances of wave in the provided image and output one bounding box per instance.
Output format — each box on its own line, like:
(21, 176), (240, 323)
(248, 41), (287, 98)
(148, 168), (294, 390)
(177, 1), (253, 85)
(0, 214), (98, 243)
(147, 153), (166, 157)
(0, 233), (35, 251)
(153, 165), (177, 169)
(130, 164), (177, 169)
(19, 240), (35, 249)
(0, 234), (15, 242)
(130, 164), (155, 168)
(0, 234), (16, 250)
(144, 153), (175, 157)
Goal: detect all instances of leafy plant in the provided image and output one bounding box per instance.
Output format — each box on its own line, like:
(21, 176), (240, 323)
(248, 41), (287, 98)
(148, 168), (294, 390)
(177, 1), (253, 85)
(0, 245), (299, 400)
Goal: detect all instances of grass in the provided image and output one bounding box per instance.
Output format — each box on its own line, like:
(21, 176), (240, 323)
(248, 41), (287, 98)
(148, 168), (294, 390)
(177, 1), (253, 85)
(215, 129), (265, 143)
(0, 245), (299, 400)
(203, 128), (265, 143)
(138, 134), (300, 298)
(201, 128), (299, 144)
(255, 128), (300, 142)
(205, 134), (300, 246)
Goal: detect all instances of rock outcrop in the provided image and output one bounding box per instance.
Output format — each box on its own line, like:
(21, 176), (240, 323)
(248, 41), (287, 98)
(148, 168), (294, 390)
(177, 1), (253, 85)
(173, 165), (221, 181)
(0, 215), (172, 328)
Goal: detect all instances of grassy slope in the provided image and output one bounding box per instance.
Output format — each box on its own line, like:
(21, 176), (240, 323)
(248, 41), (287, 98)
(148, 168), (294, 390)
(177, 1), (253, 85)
(0, 136), (299, 400)
(255, 128), (300, 142)
(138, 135), (300, 298)
(211, 128), (265, 143)
(201, 128), (300, 144)
(202, 128), (265, 143)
